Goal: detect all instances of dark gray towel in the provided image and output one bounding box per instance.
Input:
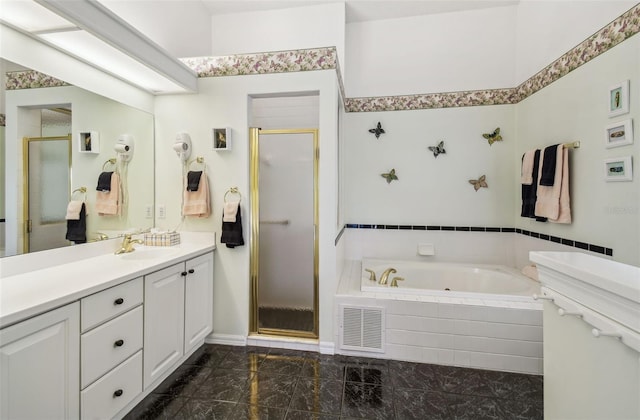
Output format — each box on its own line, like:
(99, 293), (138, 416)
(539, 144), (560, 186)
(187, 171), (203, 192)
(66, 203), (87, 244)
(221, 205), (244, 248)
(96, 172), (113, 192)
(521, 149), (547, 222)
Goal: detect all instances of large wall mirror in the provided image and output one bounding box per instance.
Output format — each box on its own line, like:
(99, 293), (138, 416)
(2, 59), (155, 257)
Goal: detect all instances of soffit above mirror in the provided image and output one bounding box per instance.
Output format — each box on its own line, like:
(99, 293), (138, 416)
(0, 0), (197, 94)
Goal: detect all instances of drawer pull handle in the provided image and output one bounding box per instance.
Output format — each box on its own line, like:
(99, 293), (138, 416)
(181, 271), (188, 277)
(188, 269), (195, 274)
(113, 389), (123, 398)
(114, 298), (124, 305)
(114, 339), (124, 347)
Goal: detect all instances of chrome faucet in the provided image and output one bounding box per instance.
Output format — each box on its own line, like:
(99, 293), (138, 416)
(379, 268), (397, 285)
(115, 234), (144, 255)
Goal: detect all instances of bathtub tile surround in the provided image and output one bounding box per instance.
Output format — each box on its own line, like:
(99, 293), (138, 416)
(124, 343), (542, 419)
(342, 223), (613, 257)
(335, 261), (543, 375)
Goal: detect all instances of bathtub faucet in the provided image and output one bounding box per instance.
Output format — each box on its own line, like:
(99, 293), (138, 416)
(379, 268), (397, 285)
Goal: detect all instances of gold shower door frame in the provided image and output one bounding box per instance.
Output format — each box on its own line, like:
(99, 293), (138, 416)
(249, 127), (319, 339)
(22, 135), (72, 253)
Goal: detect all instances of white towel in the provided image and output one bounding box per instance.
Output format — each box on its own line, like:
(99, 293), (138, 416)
(65, 200), (84, 220)
(223, 201), (240, 222)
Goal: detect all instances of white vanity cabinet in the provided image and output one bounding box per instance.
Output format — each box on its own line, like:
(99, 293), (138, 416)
(0, 302), (80, 420)
(143, 252), (213, 389)
(80, 278), (143, 419)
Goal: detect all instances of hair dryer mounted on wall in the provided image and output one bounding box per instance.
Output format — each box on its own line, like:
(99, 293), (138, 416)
(114, 134), (134, 162)
(174, 132), (192, 162)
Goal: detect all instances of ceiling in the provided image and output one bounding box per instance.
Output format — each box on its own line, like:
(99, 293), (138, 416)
(200, 0), (520, 23)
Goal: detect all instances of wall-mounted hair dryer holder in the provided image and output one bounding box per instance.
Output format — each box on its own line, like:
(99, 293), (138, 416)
(115, 134), (134, 162)
(174, 132), (192, 162)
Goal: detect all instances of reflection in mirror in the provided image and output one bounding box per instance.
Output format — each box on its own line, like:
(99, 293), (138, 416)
(2, 61), (155, 257)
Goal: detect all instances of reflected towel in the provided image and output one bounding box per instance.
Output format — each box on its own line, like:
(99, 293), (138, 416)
(223, 201), (240, 222)
(96, 172), (121, 216)
(66, 202), (86, 244)
(520, 150), (536, 185)
(535, 145), (571, 223)
(66, 200), (84, 220)
(183, 172), (210, 217)
(96, 171), (113, 192)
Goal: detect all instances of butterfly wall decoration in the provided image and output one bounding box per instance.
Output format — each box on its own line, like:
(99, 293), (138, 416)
(468, 175), (488, 191)
(428, 141), (446, 158)
(369, 122), (385, 139)
(482, 127), (502, 146)
(381, 168), (398, 184)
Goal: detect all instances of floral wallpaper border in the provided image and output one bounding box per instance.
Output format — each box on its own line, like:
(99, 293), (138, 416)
(180, 47), (338, 78)
(345, 3), (640, 112)
(5, 4), (638, 112)
(5, 70), (70, 90)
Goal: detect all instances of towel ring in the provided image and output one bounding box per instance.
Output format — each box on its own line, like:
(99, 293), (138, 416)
(224, 187), (241, 203)
(102, 158), (117, 171)
(188, 156), (206, 171)
(71, 186), (87, 200)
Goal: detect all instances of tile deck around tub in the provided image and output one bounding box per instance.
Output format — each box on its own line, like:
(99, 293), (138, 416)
(123, 344), (542, 420)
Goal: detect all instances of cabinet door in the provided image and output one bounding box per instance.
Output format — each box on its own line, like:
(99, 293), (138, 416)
(0, 302), (80, 420)
(184, 252), (214, 354)
(143, 263), (185, 389)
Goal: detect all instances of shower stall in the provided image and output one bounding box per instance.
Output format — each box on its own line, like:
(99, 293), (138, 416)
(249, 127), (319, 339)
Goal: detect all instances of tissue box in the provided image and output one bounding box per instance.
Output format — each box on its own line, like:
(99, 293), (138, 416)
(143, 232), (180, 247)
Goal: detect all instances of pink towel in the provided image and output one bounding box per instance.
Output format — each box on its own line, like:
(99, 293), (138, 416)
(96, 172), (121, 216)
(65, 200), (84, 220)
(521, 150), (536, 185)
(223, 201), (240, 222)
(535, 145), (571, 223)
(183, 172), (210, 218)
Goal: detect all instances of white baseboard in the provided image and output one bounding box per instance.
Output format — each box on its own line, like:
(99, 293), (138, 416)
(319, 341), (335, 355)
(206, 333), (247, 347)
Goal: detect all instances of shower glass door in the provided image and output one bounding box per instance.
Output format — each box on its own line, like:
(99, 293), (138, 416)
(23, 135), (72, 253)
(250, 128), (319, 338)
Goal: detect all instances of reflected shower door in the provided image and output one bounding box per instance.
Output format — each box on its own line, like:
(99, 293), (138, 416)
(24, 136), (71, 253)
(250, 128), (318, 338)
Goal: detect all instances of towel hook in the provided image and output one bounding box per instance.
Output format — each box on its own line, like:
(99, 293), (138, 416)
(224, 187), (241, 203)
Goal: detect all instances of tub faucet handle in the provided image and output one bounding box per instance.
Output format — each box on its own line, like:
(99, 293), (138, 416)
(364, 269), (377, 282)
(379, 268), (397, 285)
(390, 277), (404, 287)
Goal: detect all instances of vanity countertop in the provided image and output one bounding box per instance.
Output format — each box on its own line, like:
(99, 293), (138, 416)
(0, 232), (215, 328)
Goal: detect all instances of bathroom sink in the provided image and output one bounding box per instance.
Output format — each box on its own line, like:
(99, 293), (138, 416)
(118, 247), (179, 261)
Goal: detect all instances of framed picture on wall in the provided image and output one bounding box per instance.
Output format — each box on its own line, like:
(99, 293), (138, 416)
(213, 128), (231, 151)
(605, 119), (633, 148)
(78, 131), (99, 153)
(603, 156), (633, 182)
(608, 80), (630, 117)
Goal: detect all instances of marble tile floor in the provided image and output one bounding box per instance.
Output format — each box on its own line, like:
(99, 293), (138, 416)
(123, 344), (543, 420)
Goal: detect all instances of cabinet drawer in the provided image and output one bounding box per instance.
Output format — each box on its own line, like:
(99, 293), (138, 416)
(81, 277), (143, 332)
(81, 306), (143, 388)
(81, 350), (142, 420)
